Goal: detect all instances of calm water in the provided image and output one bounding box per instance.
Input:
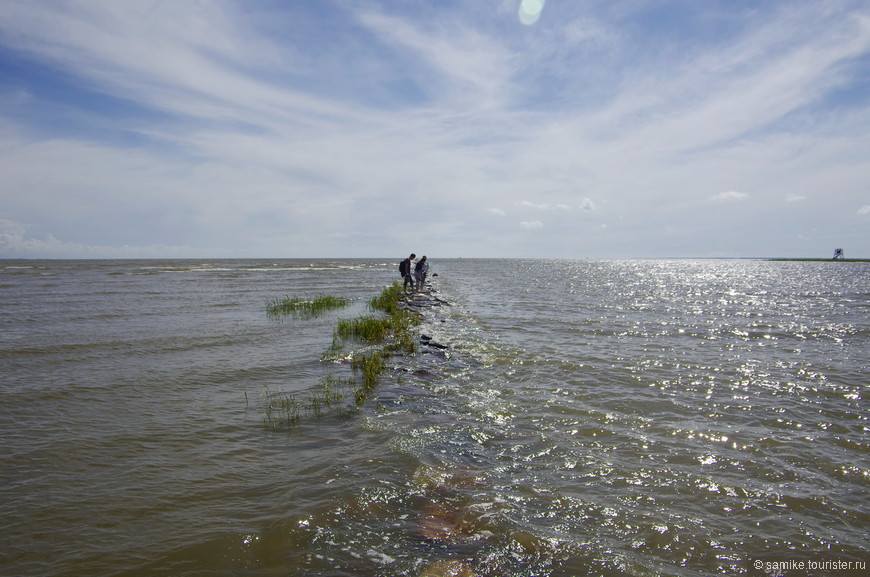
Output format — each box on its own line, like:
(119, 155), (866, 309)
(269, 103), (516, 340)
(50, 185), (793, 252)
(1, 258), (867, 576)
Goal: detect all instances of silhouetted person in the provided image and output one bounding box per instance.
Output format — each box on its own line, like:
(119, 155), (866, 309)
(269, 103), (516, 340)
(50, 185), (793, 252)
(400, 253), (416, 291)
(414, 256), (428, 292)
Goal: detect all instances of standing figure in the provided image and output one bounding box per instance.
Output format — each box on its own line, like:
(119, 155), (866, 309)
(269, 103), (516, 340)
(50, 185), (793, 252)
(414, 256), (428, 292)
(400, 253), (416, 292)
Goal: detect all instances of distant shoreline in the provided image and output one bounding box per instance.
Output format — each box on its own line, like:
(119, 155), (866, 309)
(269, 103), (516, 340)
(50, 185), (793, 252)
(767, 258), (870, 262)
(1, 256), (868, 262)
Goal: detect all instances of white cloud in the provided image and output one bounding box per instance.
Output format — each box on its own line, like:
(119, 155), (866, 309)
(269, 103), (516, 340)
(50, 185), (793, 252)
(786, 194), (806, 203)
(0, 219), (27, 249)
(0, 219), (197, 258)
(520, 220), (543, 229)
(710, 191), (750, 202)
(487, 208), (507, 216)
(858, 205), (870, 216)
(519, 201), (572, 210)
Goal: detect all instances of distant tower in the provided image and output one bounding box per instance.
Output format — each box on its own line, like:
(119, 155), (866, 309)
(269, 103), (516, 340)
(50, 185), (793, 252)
(833, 248), (844, 260)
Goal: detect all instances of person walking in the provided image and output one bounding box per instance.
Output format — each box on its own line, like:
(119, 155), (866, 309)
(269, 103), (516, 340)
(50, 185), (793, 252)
(400, 253), (416, 292)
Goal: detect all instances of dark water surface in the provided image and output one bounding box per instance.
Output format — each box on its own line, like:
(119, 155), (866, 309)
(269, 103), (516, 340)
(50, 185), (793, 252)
(1, 259), (867, 576)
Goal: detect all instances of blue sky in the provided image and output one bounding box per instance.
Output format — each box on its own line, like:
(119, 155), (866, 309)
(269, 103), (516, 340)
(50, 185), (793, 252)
(1, 0), (868, 258)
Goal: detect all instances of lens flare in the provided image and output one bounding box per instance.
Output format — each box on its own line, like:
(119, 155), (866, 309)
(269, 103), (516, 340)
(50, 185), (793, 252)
(519, 0), (545, 26)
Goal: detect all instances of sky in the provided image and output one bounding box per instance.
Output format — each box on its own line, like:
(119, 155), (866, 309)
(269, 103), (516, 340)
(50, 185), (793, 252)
(1, 0), (869, 259)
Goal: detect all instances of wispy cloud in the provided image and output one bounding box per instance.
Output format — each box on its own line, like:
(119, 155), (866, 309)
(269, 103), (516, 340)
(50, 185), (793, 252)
(520, 201), (571, 210)
(0, 0), (868, 258)
(710, 191), (750, 202)
(0, 218), (198, 258)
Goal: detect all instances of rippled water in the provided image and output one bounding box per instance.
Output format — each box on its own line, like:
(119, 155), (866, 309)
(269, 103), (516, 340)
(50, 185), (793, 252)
(1, 258), (867, 576)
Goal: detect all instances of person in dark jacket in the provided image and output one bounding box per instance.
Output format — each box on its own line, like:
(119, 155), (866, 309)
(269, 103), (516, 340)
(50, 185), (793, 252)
(414, 256), (428, 292)
(400, 253), (416, 292)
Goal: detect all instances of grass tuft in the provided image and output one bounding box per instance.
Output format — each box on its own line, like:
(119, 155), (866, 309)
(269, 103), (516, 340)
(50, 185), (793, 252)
(262, 386), (301, 429)
(338, 282), (421, 405)
(267, 294), (349, 319)
(336, 316), (392, 342)
(350, 350), (388, 405)
(369, 282), (404, 315)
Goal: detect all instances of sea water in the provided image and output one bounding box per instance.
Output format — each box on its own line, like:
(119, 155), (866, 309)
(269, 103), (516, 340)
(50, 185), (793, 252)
(1, 258), (867, 576)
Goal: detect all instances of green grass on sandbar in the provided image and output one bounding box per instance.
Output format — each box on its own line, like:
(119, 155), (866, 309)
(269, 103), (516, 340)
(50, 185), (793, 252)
(369, 281), (405, 315)
(336, 316), (393, 342)
(339, 281), (421, 405)
(260, 282), (422, 428)
(266, 294), (349, 319)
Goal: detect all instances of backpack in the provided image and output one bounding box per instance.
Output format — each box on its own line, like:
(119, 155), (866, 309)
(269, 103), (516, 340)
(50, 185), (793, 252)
(399, 259), (407, 276)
